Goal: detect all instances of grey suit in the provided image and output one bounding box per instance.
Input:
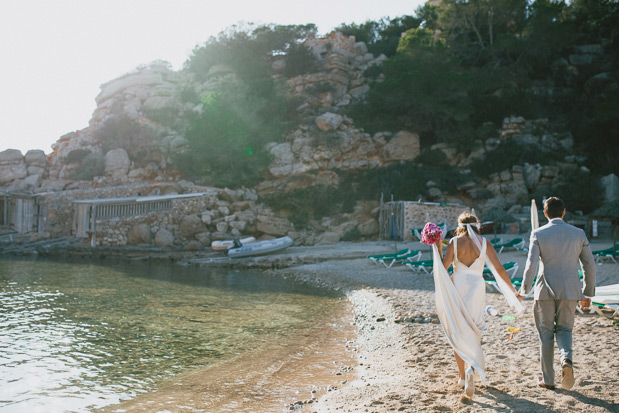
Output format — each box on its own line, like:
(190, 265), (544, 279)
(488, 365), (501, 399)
(521, 218), (596, 385)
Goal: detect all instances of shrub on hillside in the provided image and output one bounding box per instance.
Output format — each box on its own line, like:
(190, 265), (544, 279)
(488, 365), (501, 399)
(71, 153), (105, 181)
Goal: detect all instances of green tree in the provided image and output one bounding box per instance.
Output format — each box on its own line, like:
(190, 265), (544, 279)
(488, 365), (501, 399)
(350, 30), (475, 148)
(174, 85), (286, 187)
(336, 15), (422, 57)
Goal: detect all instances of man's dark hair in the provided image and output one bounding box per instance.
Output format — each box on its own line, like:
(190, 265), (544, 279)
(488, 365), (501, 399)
(544, 197), (565, 219)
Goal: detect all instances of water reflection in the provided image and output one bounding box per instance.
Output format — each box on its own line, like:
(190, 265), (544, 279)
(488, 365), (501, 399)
(0, 258), (340, 412)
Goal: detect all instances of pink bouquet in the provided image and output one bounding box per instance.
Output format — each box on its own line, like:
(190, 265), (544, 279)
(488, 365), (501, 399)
(421, 222), (443, 245)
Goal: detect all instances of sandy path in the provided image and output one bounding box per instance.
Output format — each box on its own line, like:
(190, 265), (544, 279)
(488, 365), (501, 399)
(278, 240), (619, 412)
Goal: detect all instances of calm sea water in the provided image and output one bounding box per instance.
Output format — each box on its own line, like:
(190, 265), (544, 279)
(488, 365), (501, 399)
(0, 257), (342, 412)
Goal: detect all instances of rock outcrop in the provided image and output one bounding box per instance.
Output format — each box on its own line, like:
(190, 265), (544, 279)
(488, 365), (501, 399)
(0, 32), (614, 246)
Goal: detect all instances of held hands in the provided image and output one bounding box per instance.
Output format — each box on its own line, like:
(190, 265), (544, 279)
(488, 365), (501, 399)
(580, 297), (592, 311)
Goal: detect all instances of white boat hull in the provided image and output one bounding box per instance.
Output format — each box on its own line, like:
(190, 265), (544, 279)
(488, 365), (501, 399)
(211, 237), (256, 251)
(228, 236), (293, 258)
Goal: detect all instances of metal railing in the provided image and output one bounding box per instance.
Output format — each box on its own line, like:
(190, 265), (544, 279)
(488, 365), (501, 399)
(94, 200), (172, 219)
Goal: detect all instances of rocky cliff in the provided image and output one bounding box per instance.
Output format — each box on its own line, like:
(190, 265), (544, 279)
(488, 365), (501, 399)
(1, 31), (617, 246)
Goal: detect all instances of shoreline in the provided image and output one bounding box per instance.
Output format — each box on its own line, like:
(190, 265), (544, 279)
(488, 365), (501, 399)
(4, 237), (618, 411)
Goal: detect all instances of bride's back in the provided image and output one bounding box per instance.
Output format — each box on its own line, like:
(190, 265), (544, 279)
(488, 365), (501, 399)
(453, 235), (484, 267)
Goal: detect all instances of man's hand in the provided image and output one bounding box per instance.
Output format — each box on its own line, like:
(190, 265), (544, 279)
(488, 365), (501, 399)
(515, 293), (525, 302)
(580, 297), (592, 311)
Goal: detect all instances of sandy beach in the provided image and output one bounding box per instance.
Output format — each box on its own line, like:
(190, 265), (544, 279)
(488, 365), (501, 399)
(274, 237), (618, 413)
(103, 237), (618, 412)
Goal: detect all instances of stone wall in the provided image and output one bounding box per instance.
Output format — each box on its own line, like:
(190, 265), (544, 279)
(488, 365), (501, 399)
(34, 183), (296, 248)
(404, 202), (469, 240)
(380, 202), (469, 241)
(39, 183), (179, 238)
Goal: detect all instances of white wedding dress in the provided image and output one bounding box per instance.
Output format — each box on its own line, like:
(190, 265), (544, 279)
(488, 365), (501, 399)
(432, 225), (524, 387)
(452, 237), (487, 332)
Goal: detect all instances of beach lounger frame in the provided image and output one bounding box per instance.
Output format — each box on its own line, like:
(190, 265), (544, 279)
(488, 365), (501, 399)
(592, 244), (619, 263)
(404, 259), (434, 274)
(493, 238), (525, 254)
(368, 248), (410, 265)
(377, 250), (422, 268)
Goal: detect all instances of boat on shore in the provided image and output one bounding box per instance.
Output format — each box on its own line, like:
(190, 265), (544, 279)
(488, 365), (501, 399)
(211, 237), (256, 251)
(228, 236), (293, 258)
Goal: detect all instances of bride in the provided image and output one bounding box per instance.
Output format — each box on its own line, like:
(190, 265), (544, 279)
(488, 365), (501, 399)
(433, 212), (523, 398)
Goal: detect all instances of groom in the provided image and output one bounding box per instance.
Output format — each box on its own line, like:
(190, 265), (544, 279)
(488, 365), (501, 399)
(518, 197), (596, 390)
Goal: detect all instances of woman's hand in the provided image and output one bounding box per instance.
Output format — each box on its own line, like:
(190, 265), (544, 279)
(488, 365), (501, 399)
(580, 297), (592, 311)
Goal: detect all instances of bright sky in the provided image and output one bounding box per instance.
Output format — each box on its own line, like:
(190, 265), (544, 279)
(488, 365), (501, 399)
(0, 0), (425, 155)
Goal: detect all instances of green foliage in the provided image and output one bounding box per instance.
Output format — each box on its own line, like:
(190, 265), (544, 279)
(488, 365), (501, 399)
(336, 16), (422, 57)
(266, 162), (468, 229)
(571, 85), (619, 174)
(470, 140), (560, 177)
(418, 148), (449, 168)
(186, 23), (317, 84)
(416, 3), (441, 30)
(178, 24), (318, 187)
(342, 162), (466, 202)
(283, 43), (320, 77)
(341, 227), (362, 241)
(143, 106), (182, 131)
(397, 28), (445, 52)
(173, 88), (284, 187)
(304, 82), (336, 96)
(71, 153), (104, 181)
(266, 184), (356, 229)
(539, 169), (604, 214)
(349, 46), (476, 147)
(179, 86), (199, 104)
(93, 101), (160, 166)
(65, 149), (91, 164)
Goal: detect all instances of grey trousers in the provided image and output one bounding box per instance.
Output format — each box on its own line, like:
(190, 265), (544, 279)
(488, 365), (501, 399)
(533, 299), (578, 384)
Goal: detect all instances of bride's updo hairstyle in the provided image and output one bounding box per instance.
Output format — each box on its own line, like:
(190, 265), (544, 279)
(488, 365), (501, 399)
(454, 212), (480, 236)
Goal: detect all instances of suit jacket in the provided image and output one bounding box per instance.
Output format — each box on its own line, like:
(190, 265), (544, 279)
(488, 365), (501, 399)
(521, 218), (596, 300)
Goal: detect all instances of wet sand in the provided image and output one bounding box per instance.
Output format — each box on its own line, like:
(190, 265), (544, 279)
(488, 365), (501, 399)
(104, 237), (619, 412)
(99, 297), (357, 412)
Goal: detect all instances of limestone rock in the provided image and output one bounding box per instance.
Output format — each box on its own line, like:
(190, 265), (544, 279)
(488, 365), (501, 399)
(500, 116), (527, 139)
(383, 131), (420, 162)
(96, 71), (163, 104)
(0, 149), (23, 163)
(104, 148), (130, 180)
(154, 228), (174, 247)
(25, 150), (47, 167)
(216, 222), (229, 233)
(316, 112), (343, 131)
(128, 223), (151, 245)
(38, 179), (69, 192)
(584, 72), (616, 96)
(601, 173), (619, 202)
(256, 215), (293, 236)
(358, 218), (379, 236)
(318, 231), (341, 244)
(185, 240), (203, 250)
(523, 163), (542, 190)
(23, 173), (42, 190)
(0, 149), (27, 184)
(27, 166), (46, 176)
(195, 232), (212, 246)
(180, 214), (206, 238)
